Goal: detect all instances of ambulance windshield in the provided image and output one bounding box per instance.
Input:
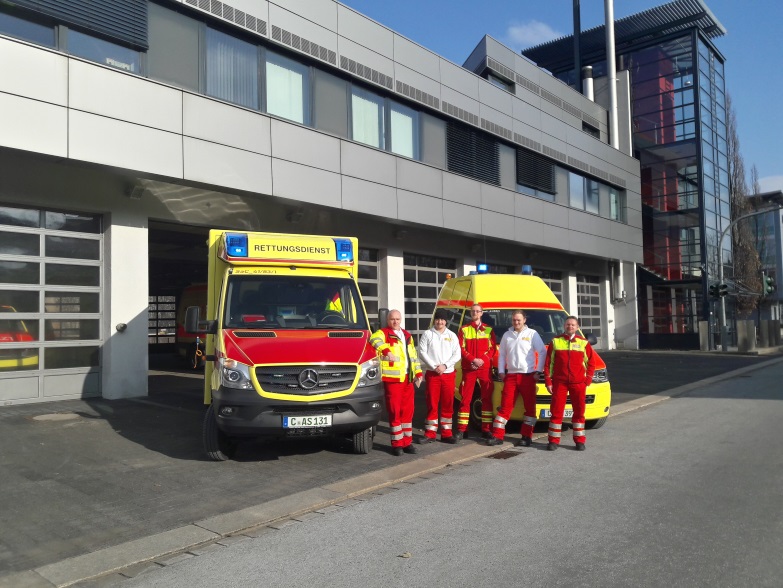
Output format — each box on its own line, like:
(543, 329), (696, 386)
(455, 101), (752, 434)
(223, 275), (369, 330)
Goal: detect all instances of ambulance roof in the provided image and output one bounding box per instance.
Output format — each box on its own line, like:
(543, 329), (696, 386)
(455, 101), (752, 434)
(438, 274), (563, 311)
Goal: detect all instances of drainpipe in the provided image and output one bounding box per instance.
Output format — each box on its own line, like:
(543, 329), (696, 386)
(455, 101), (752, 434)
(605, 0), (619, 149)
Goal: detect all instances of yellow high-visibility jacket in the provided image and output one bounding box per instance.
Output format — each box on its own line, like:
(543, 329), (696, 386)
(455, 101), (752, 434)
(369, 327), (423, 383)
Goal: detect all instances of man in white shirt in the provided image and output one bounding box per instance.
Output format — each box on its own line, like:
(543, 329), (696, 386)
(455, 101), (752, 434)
(487, 309), (546, 447)
(417, 309), (462, 444)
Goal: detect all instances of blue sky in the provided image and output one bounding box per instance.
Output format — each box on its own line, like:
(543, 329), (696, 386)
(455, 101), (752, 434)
(341, 0), (782, 192)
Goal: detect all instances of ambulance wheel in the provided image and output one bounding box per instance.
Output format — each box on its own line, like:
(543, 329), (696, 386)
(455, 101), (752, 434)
(203, 405), (237, 461)
(469, 386), (483, 429)
(352, 426), (373, 454)
(585, 416), (607, 430)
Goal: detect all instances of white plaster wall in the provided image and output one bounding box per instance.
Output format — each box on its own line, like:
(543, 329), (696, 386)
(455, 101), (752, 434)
(101, 214), (149, 399)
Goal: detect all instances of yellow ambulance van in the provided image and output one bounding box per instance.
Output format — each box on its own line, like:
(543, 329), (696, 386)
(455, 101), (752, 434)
(185, 230), (384, 460)
(437, 269), (611, 430)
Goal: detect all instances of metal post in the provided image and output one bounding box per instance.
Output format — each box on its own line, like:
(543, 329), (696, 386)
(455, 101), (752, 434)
(573, 0), (582, 94)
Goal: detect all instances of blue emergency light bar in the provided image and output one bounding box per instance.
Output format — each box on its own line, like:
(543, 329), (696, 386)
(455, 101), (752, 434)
(521, 264), (533, 275)
(333, 238), (354, 262)
(225, 233), (248, 257)
(477, 263), (489, 273)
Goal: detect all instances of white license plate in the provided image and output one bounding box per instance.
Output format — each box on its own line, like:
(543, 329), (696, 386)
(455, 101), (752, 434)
(539, 409), (573, 419)
(283, 415), (332, 428)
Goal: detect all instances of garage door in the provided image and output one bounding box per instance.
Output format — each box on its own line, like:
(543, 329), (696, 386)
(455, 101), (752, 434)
(0, 204), (103, 404)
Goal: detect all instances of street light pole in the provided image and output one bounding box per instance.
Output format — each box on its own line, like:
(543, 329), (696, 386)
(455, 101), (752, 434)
(716, 204), (783, 352)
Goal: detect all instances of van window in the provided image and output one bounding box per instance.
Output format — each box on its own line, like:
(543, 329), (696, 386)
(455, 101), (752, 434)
(482, 309), (568, 345)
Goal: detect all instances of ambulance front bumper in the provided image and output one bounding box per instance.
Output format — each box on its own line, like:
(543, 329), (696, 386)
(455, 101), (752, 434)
(211, 382), (385, 437)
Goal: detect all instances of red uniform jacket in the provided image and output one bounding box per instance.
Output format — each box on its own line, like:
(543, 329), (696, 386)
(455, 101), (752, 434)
(544, 333), (596, 387)
(458, 322), (497, 371)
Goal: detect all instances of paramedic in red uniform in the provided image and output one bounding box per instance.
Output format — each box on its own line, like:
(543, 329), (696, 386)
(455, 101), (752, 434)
(417, 309), (461, 444)
(369, 309), (423, 456)
(544, 316), (596, 451)
(487, 310), (546, 446)
(455, 304), (497, 440)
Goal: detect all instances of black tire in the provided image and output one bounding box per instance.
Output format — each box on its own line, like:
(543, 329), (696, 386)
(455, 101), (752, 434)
(468, 385), (483, 430)
(352, 426), (373, 454)
(585, 416), (607, 430)
(203, 405), (237, 461)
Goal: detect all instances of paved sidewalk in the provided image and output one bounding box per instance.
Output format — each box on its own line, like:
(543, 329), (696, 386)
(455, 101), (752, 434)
(0, 351), (780, 587)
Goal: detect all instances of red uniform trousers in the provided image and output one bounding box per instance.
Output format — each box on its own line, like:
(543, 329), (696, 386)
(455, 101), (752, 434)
(548, 380), (587, 445)
(384, 380), (415, 448)
(423, 371), (456, 439)
(456, 368), (494, 433)
(491, 373), (537, 440)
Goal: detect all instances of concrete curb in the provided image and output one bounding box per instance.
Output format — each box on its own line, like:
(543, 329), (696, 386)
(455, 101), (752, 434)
(7, 355), (783, 587)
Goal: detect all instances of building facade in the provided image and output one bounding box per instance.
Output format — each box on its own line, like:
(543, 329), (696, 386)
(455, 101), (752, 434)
(524, 0), (729, 349)
(0, 0), (641, 405)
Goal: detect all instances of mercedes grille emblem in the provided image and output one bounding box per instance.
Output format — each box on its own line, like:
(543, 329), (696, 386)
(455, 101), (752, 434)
(298, 369), (319, 390)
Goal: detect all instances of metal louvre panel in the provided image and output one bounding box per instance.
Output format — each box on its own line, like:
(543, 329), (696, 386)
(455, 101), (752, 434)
(255, 365), (357, 395)
(517, 148), (555, 194)
(13, 0), (148, 49)
(446, 121), (500, 186)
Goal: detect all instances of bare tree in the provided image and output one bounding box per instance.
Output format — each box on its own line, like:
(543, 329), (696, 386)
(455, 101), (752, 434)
(726, 94), (762, 317)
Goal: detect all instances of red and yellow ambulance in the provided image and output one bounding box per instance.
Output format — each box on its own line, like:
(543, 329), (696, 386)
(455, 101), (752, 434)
(436, 270), (611, 430)
(185, 230), (383, 460)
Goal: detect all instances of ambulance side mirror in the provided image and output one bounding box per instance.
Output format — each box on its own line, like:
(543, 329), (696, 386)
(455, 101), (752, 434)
(378, 308), (389, 329)
(584, 332), (598, 346)
(185, 306), (216, 334)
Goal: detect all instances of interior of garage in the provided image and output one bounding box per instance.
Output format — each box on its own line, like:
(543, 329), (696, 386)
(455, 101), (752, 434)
(148, 222), (209, 366)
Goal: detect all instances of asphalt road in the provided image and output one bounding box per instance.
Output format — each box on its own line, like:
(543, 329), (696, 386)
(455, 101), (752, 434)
(121, 358), (783, 588)
(0, 350), (772, 582)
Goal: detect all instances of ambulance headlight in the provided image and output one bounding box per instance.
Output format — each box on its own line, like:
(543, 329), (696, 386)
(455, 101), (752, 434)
(357, 357), (380, 387)
(220, 358), (253, 390)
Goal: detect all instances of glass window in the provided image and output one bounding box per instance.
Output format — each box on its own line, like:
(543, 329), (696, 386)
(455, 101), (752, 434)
(206, 27), (259, 109)
(45, 292), (100, 313)
(0, 261), (39, 284)
(45, 264), (99, 287)
(265, 51), (310, 124)
(585, 179), (599, 214)
(389, 101), (418, 159)
(487, 74), (513, 93)
(45, 236), (99, 260)
(351, 87), (384, 149)
(45, 319), (100, 341)
(0, 290), (39, 312)
(44, 346), (99, 369)
(45, 212), (101, 233)
(0, 10), (55, 47)
(610, 188), (626, 222)
(0, 206), (40, 228)
(147, 1), (200, 90)
(569, 172), (584, 209)
(0, 232), (39, 256)
(67, 29), (140, 73)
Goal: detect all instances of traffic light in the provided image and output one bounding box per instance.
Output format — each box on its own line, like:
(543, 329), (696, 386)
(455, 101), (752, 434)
(718, 283), (728, 297)
(762, 272), (777, 296)
(708, 284), (719, 299)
